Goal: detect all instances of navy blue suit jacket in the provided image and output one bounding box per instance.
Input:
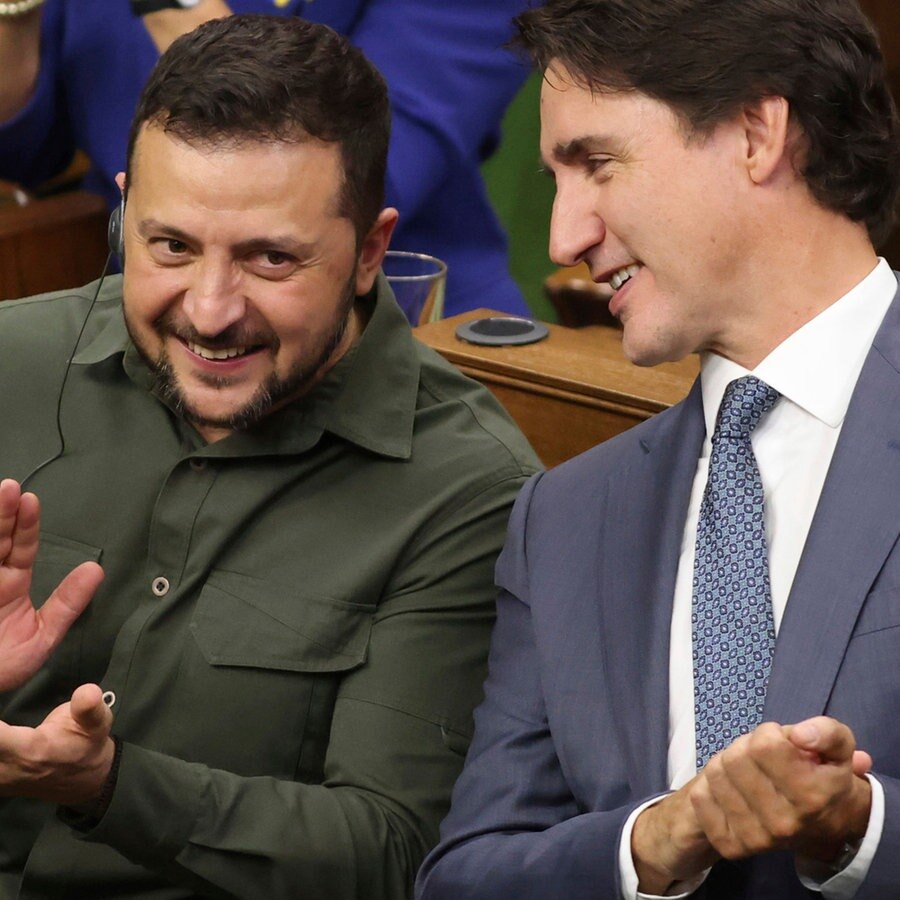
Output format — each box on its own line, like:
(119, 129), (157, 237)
(417, 280), (900, 899)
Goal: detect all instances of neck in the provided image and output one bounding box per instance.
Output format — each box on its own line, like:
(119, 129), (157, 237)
(714, 210), (879, 369)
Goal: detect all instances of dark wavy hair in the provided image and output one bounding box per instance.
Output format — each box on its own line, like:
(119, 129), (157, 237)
(514, 0), (900, 247)
(127, 15), (390, 242)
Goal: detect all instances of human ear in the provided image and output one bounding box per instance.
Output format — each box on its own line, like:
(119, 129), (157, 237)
(355, 207), (399, 295)
(741, 96), (792, 184)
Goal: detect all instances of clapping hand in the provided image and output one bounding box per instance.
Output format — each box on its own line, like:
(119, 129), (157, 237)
(0, 479), (103, 692)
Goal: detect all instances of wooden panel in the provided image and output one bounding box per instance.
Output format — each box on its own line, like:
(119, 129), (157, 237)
(0, 190), (109, 301)
(415, 309), (698, 467)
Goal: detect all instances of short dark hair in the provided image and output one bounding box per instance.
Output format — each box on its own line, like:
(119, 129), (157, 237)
(514, 0), (900, 247)
(126, 15), (390, 241)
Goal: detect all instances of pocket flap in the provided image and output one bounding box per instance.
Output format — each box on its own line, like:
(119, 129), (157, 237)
(36, 531), (103, 568)
(191, 570), (373, 673)
(33, 532), (103, 607)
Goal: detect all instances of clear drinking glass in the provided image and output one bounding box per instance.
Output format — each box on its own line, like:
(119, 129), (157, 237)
(382, 250), (447, 325)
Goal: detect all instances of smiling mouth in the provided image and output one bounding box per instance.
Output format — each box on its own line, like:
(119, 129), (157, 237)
(186, 341), (254, 361)
(608, 263), (642, 291)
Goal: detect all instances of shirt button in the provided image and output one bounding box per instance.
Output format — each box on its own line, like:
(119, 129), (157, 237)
(102, 690), (117, 708)
(189, 458), (207, 472)
(152, 576), (170, 597)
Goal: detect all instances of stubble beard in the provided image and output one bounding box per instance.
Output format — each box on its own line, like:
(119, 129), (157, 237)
(127, 275), (357, 435)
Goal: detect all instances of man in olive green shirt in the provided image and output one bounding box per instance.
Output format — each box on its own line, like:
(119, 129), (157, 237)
(0, 17), (539, 900)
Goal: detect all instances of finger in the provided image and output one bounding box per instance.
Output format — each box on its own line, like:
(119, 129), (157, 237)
(701, 737), (787, 856)
(4, 491), (41, 572)
(718, 729), (805, 848)
(70, 683), (113, 736)
(37, 562), (104, 646)
(852, 750), (873, 777)
(0, 480), (23, 561)
(787, 717), (856, 765)
(0, 489), (40, 601)
(752, 722), (839, 809)
(690, 768), (743, 859)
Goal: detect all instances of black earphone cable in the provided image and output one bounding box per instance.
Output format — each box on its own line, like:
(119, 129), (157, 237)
(21, 253), (114, 491)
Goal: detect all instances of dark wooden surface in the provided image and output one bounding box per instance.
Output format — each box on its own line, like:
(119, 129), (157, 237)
(415, 309), (698, 467)
(0, 190), (109, 301)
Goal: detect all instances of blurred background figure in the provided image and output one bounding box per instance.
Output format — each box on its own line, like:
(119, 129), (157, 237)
(0, 0), (533, 318)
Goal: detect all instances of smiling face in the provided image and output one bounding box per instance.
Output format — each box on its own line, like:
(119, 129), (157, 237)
(121, 123), (394, 442)
(540, 65), (755, 366)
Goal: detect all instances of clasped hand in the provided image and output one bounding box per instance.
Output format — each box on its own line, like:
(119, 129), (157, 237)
(633, 716), (874, 893)
(0, 479), (111, 804)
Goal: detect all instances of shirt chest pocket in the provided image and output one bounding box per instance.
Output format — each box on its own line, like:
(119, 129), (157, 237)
(180, 570), (375, 779)
(191, 570), (373, 671)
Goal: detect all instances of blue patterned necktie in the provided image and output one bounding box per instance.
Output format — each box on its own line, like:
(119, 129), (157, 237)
(692, 375), (781, 769)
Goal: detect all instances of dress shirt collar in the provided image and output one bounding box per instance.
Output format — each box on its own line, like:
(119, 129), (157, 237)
(72, 272), (420, 459)
(699, 259), (898, 440)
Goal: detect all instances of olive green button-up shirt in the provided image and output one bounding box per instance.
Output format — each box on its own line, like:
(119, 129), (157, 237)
(0, 275), (540, 900)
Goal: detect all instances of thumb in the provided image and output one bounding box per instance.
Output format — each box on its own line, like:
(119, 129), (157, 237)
(787, 716), (856, 764)
(70, 683), (113, 736)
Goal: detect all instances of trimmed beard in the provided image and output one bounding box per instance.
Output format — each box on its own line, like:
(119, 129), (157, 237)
(126, 272), (357, 435)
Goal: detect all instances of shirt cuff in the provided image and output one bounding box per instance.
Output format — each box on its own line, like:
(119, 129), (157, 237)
(619, 794), (709, 900)
(796, 773), (884, 898)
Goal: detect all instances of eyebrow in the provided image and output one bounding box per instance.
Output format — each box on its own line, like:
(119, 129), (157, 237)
(137, 219), (318, 257)
(549, 135), (614, 166)
(137, 218), (193, 243)
(232, 236), (319, 258)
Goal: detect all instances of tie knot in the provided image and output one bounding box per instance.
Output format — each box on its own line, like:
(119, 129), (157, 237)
(713, 376), (780, 442)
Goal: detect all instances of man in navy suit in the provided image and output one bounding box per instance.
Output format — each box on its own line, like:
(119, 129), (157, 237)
(417, 0), (900, 897)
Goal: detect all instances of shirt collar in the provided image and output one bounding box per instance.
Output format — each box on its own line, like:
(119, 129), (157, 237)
(699, 258), (898, 438)
(72, 272), (420, 459)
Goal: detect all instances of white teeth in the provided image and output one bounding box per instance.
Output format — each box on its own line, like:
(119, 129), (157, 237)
(188, 342), (247, 361)
(609, 263), (641, 291)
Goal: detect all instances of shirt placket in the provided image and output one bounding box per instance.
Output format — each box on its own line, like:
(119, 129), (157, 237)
(100, 455), (218, 722)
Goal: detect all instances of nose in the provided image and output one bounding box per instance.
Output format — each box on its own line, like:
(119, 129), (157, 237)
(548, 180), (606, 268)
(181, 258), (247, 337)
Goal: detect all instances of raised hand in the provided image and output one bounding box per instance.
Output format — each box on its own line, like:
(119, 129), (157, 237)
(0, 479), (103, 692)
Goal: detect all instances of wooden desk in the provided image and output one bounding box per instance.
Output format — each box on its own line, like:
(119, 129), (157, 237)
(0, 190), (109, 301)
(415, 309), (698, 467)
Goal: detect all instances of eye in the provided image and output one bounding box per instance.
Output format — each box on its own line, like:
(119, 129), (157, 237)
(262, 250), (291, 267)
(586, 156), (613, 178)
(247, 248), (299, 280)
(147, 236), (191, 264)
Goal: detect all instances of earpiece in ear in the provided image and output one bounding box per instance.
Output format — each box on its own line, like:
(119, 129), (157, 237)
(108, 196), (125, 263)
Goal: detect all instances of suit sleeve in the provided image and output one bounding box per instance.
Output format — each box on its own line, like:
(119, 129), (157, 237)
(69, 474), (531, 900)
(344, 0), (529, 220)
(416, 474), (647, 900)
(854, 773), (900, 897)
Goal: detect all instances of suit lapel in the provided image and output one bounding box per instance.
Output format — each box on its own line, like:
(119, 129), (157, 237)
(766, 286), (900, 723)
(598, 380), (705, 796)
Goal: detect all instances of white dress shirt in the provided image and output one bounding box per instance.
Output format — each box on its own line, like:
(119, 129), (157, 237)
(618, 259), (898, 899)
